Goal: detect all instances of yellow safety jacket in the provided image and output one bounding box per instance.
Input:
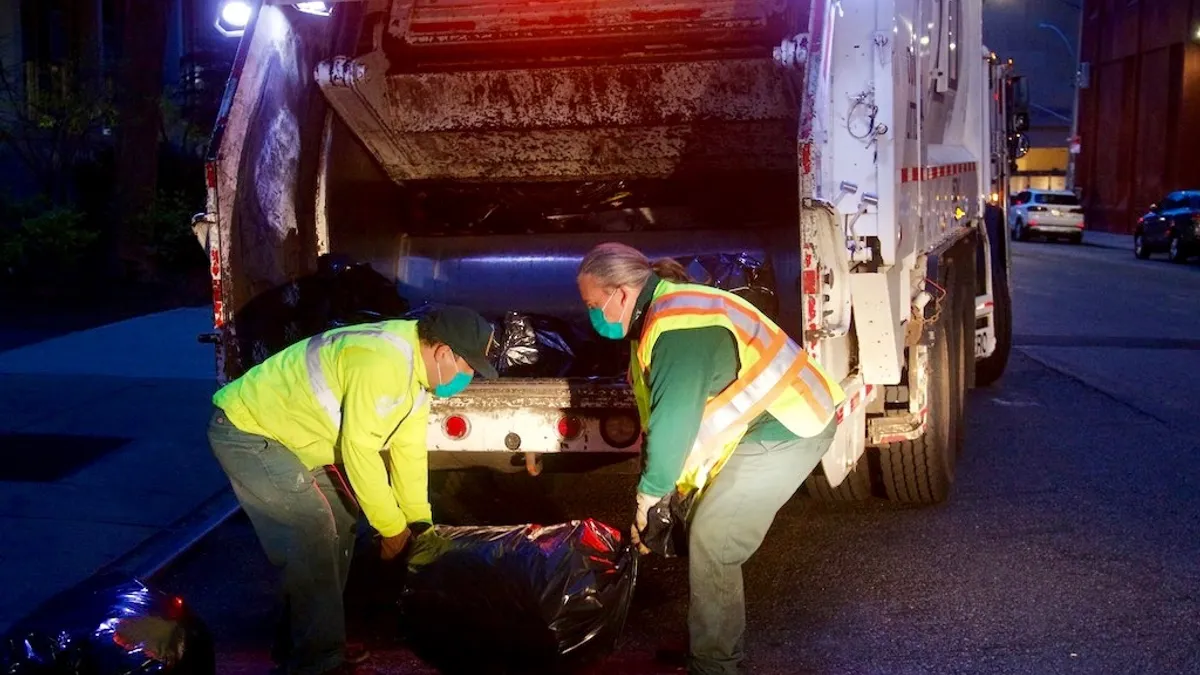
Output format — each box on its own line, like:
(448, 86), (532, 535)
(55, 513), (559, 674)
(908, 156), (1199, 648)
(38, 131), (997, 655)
(631, 280), (845, 494)
(213, 320), (432, 537)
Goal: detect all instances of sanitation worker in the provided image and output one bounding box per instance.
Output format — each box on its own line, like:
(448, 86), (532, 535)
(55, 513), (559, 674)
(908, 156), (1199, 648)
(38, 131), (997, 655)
(206, 306), (497, 675)
(576, 243), (845, 675)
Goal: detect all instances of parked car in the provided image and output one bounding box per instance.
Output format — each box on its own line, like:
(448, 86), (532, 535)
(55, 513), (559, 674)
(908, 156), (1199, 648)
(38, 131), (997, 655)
(1134, 190), (1200, 263)
(1009, 189), (1085, 244)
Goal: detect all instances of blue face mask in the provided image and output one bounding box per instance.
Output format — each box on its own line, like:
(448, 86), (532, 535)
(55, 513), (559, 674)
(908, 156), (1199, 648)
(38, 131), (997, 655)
(588, 289), (627, 340)
(433, 353), (473, 398)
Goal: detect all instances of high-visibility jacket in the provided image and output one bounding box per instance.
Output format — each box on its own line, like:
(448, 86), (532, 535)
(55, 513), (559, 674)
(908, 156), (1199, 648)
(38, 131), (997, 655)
(630, 280), (845, 494)
(213, 320), (431, 537)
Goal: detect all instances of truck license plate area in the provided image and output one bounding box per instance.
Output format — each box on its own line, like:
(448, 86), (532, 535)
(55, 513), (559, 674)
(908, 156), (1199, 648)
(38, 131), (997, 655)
(428, 407), (642, 454)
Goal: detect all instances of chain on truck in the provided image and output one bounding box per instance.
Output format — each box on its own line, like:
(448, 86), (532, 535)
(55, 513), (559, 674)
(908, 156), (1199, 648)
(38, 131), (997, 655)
(193, 0), (1020, 505)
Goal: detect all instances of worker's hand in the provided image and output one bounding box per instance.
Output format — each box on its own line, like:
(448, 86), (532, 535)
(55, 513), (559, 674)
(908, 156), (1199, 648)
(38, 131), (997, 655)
(630, 492), (659, 555)
(380, 528), (412, 561)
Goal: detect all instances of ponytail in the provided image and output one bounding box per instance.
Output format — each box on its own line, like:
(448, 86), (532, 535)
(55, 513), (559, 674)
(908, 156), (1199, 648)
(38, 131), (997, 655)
(651, 258), (691, 283)
(579, 243), (692, 288)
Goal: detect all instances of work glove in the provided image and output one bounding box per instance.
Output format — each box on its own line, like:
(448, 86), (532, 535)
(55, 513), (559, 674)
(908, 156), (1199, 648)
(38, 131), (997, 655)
(380, 528), (413, 561)
(630, 491), (661, 555)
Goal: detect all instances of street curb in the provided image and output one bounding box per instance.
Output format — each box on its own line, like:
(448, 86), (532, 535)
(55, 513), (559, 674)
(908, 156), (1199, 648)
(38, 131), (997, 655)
(97, 487), (242, 581)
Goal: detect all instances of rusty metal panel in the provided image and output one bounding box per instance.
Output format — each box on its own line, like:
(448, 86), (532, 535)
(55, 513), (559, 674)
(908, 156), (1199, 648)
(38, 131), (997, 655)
(212, 6), (342, 377)
(382, 59), (795, 131)
(397, 0), (789, 45)
(317, 55), (800, 181)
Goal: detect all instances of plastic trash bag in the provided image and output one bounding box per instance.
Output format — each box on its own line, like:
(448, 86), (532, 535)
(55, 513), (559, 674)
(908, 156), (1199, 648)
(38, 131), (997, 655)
(399, 519), (638, 674)
(1, 574), (214, 675)
(495, 312), (576, 377)
(638, 491), (696, 559)
(679, 253), (779, 320)
(238, 254), (409, 366)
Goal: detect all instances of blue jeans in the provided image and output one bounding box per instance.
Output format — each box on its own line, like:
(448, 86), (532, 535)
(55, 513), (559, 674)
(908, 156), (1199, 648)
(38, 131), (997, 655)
(207, 409), (360, 675)
(687, 424), (836, 675)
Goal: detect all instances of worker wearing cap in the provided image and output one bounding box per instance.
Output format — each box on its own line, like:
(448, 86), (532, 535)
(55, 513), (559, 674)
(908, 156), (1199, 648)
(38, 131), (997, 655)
(207, 306), (497, 675)
(577, 243), (845, 675)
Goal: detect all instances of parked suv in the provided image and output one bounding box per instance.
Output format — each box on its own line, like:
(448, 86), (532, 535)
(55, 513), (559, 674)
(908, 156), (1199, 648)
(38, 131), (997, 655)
(1134, 190), (1200, 263)
(1010, 189), (1085, 244)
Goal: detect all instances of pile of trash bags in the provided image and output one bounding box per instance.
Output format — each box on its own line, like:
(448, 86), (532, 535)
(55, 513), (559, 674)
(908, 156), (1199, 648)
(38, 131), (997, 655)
(491, 311), (630, 378)
(1, 574), (214, 675)
(399, 519), (638, 674)
(678, 252), (779, 320)
(237, 250), (776, 376)
(488, 252), (777, 378)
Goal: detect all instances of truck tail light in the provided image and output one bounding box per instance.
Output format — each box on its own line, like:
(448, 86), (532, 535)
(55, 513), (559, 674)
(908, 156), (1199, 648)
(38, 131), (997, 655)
(557, 415), (583, 440)
(600, 413), (640, 448)
(443, 415), (470, 440)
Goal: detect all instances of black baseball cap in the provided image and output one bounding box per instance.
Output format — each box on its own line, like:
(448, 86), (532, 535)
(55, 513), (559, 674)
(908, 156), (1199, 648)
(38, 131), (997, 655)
(423, 305), (499, 379)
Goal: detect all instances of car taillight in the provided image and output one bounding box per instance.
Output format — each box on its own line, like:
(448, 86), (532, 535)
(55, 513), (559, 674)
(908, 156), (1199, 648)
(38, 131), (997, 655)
(442, 415), (470, 440)
(557, 415), (583, 440)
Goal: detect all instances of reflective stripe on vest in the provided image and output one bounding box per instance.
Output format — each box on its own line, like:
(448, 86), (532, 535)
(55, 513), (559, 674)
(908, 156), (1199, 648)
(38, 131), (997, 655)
(304, 328), (428, 429)
(637, 289), (838, 492)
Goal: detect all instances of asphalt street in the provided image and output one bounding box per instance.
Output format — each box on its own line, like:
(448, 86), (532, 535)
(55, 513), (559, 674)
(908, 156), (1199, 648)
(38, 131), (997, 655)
(152, 239), (1200, 674)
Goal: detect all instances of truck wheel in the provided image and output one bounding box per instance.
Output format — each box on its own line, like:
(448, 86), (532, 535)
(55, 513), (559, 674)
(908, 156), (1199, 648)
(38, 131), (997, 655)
(879, 297), (959, 504)
(804, 456), (872, 502)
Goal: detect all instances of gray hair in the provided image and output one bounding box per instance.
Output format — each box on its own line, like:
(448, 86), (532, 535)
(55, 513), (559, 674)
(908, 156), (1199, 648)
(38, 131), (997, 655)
(578, 242), (690, 289)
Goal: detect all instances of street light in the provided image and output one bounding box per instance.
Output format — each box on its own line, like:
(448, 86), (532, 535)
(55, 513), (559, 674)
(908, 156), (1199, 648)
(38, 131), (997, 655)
(1038, 21), (1083, 192)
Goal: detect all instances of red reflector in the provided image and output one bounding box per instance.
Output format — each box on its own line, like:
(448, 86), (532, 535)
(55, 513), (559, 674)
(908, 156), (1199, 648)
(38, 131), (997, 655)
(557, 416), (583, 440)
(443, 415), (469, 439)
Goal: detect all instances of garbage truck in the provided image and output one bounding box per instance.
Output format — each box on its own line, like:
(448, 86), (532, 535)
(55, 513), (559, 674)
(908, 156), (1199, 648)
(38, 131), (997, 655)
(194, 0), (1015, 505)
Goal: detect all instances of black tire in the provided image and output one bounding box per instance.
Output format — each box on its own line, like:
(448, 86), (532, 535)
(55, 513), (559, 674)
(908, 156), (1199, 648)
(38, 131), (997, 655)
(1015, 219), (1030, 242)
(1167, 235), (1187, 263)
(879, 291), (959, 504)
(1134, 232), (1151, 259)
(805, 455), (873, 502)
(1068, 233), (1083, 245)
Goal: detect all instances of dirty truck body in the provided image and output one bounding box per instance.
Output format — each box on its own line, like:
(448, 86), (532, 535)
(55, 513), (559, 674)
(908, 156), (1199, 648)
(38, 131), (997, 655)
(197, 0), (1014, 504)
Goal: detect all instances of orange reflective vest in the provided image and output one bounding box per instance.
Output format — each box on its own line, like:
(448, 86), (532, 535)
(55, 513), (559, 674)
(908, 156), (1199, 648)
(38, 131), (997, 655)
(630, 280), (845, 494)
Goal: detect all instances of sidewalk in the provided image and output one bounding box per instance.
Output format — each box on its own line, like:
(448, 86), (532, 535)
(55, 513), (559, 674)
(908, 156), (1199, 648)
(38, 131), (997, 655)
(0, 308), (231, 634)
(1082, 230), (1133, 251)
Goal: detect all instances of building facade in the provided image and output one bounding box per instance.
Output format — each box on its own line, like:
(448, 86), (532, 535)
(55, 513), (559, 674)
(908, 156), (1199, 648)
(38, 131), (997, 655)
(1076, 0), (1200, 233)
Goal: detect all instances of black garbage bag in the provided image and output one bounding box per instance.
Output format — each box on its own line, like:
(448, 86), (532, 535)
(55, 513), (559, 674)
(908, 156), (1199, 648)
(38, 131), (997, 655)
(399, 519), (638, 675)
(1, 574), (214, 675)
(679, 253), (779, 320)
(315, 254), (410, 329)
(236, 254), (409, 366)
(638, 491), (696, 559)
(495, 312), (576, 377)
